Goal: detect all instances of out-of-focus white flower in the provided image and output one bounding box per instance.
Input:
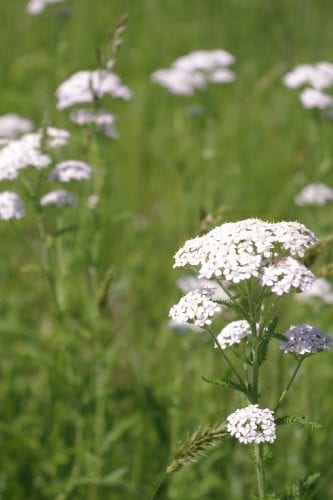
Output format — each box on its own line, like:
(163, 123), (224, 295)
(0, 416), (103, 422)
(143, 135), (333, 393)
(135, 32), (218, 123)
(0, 191), (25, 220)
(174, 219), (318, 283)
(0, 127), (70, 181)
(176, 275), (228, 301)
(280, 324), (332, 355)
(70, 108), (118, 138)
(0, 114), (33, 138)
(87, 194), (100, 209)
(283, 62), (333, 90)
(26, 0), (64, 15)
(294, 182), (333, 206)
(151, 48), (236, 95)
(260, 257), (315, 296)
(297, 277), (333, 305)
(55, 70), (132, 110)
(299, 88), (333, 109)
(169, 288), (221, 327)
(215, 320), (252, 349)
(168, 319), (202, 334)
(49, 160), (92, 182)
(40, 189), (75, 207)
(227, 404), (276, 444)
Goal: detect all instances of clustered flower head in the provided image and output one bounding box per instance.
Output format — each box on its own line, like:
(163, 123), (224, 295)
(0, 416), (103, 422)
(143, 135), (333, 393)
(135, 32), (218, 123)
(0, 114), (34, 139)
(173, 219), (318, 293)
(49, 160), (92, 182)
(283, 62), (333, 110)
(215, 320), (252, 350)
(55, 70), (132, 110)
(0, 191), (25, 220)
(26, 0), (64, 15)
(227, 404), (276, 444)
(40, 189), (76, 208)
(0, 127), (70, 181)
(70, 109), (118, 139)
(151, 49), (236, 96)
(294, 182), (333, 206)
(280, 324), (332, 355)
(169, 288), (221, 327)
(260, 257), (315, 296)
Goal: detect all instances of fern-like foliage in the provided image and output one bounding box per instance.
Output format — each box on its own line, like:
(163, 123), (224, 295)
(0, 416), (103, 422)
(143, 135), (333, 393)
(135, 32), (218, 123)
(275, 415), (322, 429)
(270, 472), (322, 499)
(166, 422), (229, 474)
(202, 375), (256, 401)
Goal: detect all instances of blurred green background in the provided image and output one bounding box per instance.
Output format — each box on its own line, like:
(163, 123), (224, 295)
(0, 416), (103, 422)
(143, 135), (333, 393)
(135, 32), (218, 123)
(0, 0), (333, 498)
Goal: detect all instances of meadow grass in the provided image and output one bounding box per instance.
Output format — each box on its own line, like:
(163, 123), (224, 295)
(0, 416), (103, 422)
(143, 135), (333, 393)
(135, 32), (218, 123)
(0, 0), (333, 498)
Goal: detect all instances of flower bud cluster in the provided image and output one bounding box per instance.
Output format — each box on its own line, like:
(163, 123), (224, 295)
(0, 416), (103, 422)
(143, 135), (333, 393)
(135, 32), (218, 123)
(280, 324), (332, 355)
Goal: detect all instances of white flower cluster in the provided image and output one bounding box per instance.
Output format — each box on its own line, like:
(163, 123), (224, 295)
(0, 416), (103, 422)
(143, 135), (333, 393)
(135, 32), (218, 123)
(294, 182), (333, 206)
(151, 49), (236, 96)
(280, 324), (332, 355)
(40, 189), (75, 208)
(297, 277), (333, 305)
(283, 62), (333, 110)
(26, 0), (64, 15)
(260, 257), (315, 296)
(49, 160), (92, 182)
(55, 70), (132, 110)
(70, 109), (118, 139)
(0, 114), (33, 139)
(0, 127), (70, 181)
(169, 288), (221, 327)
(0, 191), (25, 220)
(173, 219), (317, 294)
(215, 320), (252, 349)
(227, 404), (276, 444)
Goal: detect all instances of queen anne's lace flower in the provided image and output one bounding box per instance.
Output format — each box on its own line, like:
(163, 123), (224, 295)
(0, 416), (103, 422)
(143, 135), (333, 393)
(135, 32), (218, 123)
(260, 257), (315, 296)
(0, 114), (33, 138)
(215, 320), (252, 349)
(297, 277), (333, 305)
(294, 182), (333, 206)
(280, 324), (332, 355)
(55, 70), (132, 110)
(227, 404), (276, 444)
(169, 288), (221, 327)
(49, 160), (92, 182)
(40, 189), (75, 207)
(300, 88), (333, 109)
(151, 49), (236, 96)
(26, 0), (64, 15)
(0, 192), (25, 220)
(0, 127), (70, 182)
(174, 219), (317, 285)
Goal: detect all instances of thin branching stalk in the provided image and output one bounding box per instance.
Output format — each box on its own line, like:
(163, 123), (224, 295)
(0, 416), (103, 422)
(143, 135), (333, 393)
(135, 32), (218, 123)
(274, 358), (304, 412)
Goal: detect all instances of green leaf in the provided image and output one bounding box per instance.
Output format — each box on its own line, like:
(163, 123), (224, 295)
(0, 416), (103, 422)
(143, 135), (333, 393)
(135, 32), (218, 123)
(202, 376), (256, 399)
(166, 422), (229, 474)
(275, 415), (322, 429)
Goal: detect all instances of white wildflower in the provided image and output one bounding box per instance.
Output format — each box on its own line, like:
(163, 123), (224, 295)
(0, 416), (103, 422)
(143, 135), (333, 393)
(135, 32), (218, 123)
(299, 88), (333, 109)
(168, 319), (202, 334)
(176, 275), (228, 301)
(173, 49), (235, 72)
(215, 320), (252, 350)
(294, 182), (333, 206)
(43, 126), (70, 149)
(297, 277), (333, 305)
(40, 189), (75, 207)
(260, 257), (315, 296)
(151, 68), (206, 96)
(0, 114), (33, 138)
(227, 404), (276, 444)
(49, 160), (92, 182)
(280, 324), (332, 355)
(169, 288), (221, 327)
(55, 70), (132, 110)
(26, 0), (64, 15)
(0, 192), (25, 220)
(70, 108), (118, 138)
(283, 62), (333, 90)
(174, 219), (318, 282)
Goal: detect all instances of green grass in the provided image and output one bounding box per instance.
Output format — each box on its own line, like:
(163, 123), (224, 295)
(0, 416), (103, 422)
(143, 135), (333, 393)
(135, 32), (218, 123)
(0, 0), (333, 498)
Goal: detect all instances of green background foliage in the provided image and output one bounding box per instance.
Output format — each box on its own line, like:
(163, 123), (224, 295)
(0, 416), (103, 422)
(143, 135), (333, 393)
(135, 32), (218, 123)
(0, 0), (333, 498)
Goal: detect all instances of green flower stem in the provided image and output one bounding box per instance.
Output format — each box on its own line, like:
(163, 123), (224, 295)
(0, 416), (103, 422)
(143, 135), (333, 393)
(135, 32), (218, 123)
(207, 328), (246, 390)
(274, 357), (304, 412)
(254, 443), (266, 499)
